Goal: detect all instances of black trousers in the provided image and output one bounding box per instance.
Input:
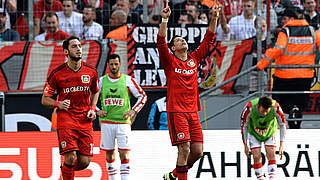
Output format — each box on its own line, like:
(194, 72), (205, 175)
(272, 75), (312, 114)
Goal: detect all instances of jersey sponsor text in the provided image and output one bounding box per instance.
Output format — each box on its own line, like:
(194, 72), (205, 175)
(104, 98), (124, 106)
(174, 67), (197, 75)
(63, 86), (90, 93)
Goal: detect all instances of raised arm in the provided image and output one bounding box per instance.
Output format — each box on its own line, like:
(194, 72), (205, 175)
(257, 30), (287, 70)
(219, 4), (229, 34)
(190, 5), (220, 60)
(6, 0), (17, 12)
(158, 0), (171, 37)
(157, 0), (173, 69)
(208, 3), (220, 33)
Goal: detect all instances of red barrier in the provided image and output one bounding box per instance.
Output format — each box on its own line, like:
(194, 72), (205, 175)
(0, 131), (108, 179)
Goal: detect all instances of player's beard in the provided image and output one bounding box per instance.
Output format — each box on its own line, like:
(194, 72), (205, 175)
(69, 53), (82, 62)
(110, 68), (119, 75)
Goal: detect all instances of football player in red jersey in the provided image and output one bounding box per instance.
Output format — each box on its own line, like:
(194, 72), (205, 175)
(41, 36), (99, 180)
(158, 1), (220, 180)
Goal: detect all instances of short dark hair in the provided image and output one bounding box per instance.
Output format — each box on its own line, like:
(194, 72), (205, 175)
(44, 12), (59, 23)
(107, 54), (121, 63)
(84, 5), (96, 13)
(281, 7), (301, 19)
(169, 35), (182, 48)
(179, 11), (194, 24)
(258, 96), (273, 109)
(63, 36), (80, 51)
(63, 0), (75, 5)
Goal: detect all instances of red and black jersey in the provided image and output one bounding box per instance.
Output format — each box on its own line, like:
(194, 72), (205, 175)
(44, 62), (98, 130)
(157, 30), (216, 112)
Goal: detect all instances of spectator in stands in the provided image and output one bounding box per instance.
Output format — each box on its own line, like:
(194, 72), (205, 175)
(35, 12), (70, 41)
(146, 0), (164, 19)
(81, 6), (103, 40)
(129, 0), (143, 17)
(148, 96), (168, 130)
(250, 17), (268, 93)
(302, 0), (320, 30)
(0, 0), (17, 29)
(172, 0), (209, 24)
(260, 0), (278, 35)
(274, 0), (295, 16)
(33, 0), (63, 38)
(275, 7), (304, 38)
(114, 0), (142, 24)
(0, 10), (20, 41)
(216, 0), (242, 22)
(199, 12), (208, 24)
(177, 13), (194, 24)
(224, 0), (256, 40)
(76, 0), (110, 30)
(56, 0), (83, 37)
(289, 0), (304, 10)
(105, 10), (127, 41)
(148, 14), (161, 24)
(186, 4), (206, 24)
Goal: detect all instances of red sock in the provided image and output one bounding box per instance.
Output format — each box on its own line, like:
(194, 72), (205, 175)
(172, 163), (192, 177)
(172, 168), (177, 177)
(61, 163), (75, 180)
(176, 165), (188, 180)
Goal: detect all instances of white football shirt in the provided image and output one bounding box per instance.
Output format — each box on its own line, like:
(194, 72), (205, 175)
(81, 22), (103, 40)
(56, 11), (83, 37)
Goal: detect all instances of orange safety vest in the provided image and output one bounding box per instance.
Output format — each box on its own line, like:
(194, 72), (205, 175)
(105, 25), (127, 42)
(257, 19), (320, 79)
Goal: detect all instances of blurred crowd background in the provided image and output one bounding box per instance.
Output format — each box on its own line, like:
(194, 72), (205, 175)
(1, 0), (319, 42)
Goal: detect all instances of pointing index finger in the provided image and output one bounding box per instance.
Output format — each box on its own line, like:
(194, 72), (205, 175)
(166, 0), (169, 8)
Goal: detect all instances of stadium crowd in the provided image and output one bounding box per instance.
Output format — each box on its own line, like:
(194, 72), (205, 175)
(1, 0), (320, 42)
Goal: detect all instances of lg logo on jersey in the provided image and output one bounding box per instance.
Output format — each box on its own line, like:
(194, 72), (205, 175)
(63, 86), (90, 93)
(174, 68), (197, 75)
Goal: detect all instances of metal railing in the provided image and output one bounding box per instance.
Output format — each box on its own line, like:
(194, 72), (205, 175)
(200, 64), (320, 124)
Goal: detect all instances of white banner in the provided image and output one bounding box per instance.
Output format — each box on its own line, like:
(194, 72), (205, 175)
(0, 130), (318, 179)
(130, 130), (320, 179)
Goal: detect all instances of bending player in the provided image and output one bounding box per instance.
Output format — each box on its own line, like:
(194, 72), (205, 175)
(241, 96), (287, 180)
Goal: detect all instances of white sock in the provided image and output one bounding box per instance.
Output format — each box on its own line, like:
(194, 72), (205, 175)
(268, 161), (276, 180)
(253, 163), (264, 180)
(107, 161), (117, 180)
(120, 160), (130, 180)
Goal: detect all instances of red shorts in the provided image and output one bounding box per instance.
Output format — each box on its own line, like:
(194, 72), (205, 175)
(167, 112), (203, 146)
(57, 129), (93, 156)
